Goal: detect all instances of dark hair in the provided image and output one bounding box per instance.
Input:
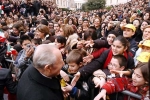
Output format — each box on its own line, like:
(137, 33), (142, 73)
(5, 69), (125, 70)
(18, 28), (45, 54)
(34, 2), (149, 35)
(83, 18), (89, 22)
(20, 35), (31, 45)
(113, 55), (127, 69)
(89, 26), (96, 30)
(132, 19), (141, 25)
(13, 21), (26, 33)
(107, 30), (118, 37)
(141, 20), (150, 25)
(123, 17), (130, 24)
(66, 49), (87, 65)
(0, 21), (7, 26)
(136, 63), (149, 85)
(40, 19), (48, 26)
(32, 38), (42, 45)
(84, 30), (97, 40)
(55, 36), (66, 46)
(113, 35), (130, 52)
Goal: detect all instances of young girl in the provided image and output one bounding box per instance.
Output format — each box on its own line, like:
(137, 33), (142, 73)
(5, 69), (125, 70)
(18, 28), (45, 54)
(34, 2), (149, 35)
(94, 63), (149, 100)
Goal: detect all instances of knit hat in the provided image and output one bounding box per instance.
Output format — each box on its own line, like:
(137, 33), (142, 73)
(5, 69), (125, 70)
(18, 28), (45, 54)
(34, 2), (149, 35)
(122, 24), (136, 32)
(138, 40), (150, 48)
(137, 52), (150, 63)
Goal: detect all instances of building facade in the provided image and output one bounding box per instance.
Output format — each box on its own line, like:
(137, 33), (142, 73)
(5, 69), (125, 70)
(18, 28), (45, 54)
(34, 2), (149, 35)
(56, 0), (76, 10)
(106, 0), (131, 6)
(74, 0), (87, 10)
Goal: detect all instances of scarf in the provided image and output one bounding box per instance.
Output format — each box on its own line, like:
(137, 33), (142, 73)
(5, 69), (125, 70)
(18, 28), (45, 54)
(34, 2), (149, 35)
(103, 49), (128, 69)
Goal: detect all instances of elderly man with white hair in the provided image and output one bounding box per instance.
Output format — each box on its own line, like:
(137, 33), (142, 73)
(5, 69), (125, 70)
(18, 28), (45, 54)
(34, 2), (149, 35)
(17, 44), (64, 100)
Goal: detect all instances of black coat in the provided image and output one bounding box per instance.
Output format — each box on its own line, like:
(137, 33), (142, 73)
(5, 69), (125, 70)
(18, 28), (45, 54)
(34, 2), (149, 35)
(0, 68), (17, 100)
(17, 66), (64, 100)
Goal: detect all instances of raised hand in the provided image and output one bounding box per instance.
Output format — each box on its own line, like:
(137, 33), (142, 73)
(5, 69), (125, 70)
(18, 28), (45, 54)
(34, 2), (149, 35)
(94, 89), (106, 100)
(60, 70), (70, 82)
(83, 54), (94, 64)
(71, 72), (80, 87)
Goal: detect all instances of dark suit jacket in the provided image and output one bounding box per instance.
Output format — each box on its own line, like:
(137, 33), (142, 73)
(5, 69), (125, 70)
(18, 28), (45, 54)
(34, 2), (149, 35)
(0, 68), (17, 100)
(17, 66), (64, 100)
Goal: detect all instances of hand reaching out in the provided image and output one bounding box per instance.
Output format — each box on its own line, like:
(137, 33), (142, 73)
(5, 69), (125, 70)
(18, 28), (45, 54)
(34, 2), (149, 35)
(93, 77), (106, 88)
(71, 72), (80, 87)
(94, 89), (107, 100)
(60, 70), (70, 82)
(63, 83), (73, 92)
(83, 54), (94, 64)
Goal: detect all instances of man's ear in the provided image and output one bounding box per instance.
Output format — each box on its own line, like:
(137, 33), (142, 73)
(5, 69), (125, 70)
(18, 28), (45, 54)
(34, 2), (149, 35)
(44, 65), (52, 72)
(120, 66), (125, 71)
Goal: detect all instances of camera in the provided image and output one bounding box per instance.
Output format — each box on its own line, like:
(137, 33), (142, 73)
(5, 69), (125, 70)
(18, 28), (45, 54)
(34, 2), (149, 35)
(26, 44), (31, 48)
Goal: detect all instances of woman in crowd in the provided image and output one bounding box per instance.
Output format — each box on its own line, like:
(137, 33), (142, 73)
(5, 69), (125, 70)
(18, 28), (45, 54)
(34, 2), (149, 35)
(34, 24), (50, 43)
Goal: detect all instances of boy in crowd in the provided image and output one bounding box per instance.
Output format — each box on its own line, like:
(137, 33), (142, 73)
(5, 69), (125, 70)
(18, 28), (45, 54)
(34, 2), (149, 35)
(60, 49), (90, 100)
(122, 24), (138, 56)
(90, 55), (127, 100)
(14, 35), (34, 79)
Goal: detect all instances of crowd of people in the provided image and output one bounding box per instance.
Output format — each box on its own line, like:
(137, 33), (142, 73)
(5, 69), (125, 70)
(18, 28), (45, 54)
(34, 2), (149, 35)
(0, 0), (150, 100)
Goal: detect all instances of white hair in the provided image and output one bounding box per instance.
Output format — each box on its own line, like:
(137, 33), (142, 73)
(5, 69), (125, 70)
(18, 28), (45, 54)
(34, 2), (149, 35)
(33, 44), (57, 69)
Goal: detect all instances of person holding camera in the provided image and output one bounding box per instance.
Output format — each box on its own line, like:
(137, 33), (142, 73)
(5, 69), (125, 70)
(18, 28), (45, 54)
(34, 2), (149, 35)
(14, 35), (34, 79)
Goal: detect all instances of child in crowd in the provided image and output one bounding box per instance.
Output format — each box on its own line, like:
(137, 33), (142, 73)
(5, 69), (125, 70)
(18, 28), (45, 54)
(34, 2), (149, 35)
(54, 36), (67, 61)
(14, 35), (34, 79)
(94, 63), (149, 100)
(134, 40), (150, 66)
(122, 24), (138, 56)
(89, 55), (128, 100)
(60, 49), (90, 100)
(55, 36), (66, 50)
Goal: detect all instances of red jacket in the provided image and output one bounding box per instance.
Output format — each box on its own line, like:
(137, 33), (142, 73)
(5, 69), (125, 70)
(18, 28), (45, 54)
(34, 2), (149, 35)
(102, 77), (149, 100)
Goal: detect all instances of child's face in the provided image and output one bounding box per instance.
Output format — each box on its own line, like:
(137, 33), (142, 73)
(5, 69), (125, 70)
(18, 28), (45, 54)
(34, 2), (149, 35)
(123, 28), (135, 38)
(77, 27), (82, 34)
(132, 68), (146, 87)
(55, 39), (63, 49)
(142, 46), (150, 52)
(107, 34), (116, 45)
(108, 58), (124, 71)
(68, 62), (80, 74)
(142, 28), (150, 40)
(22, 40), (31, 50)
